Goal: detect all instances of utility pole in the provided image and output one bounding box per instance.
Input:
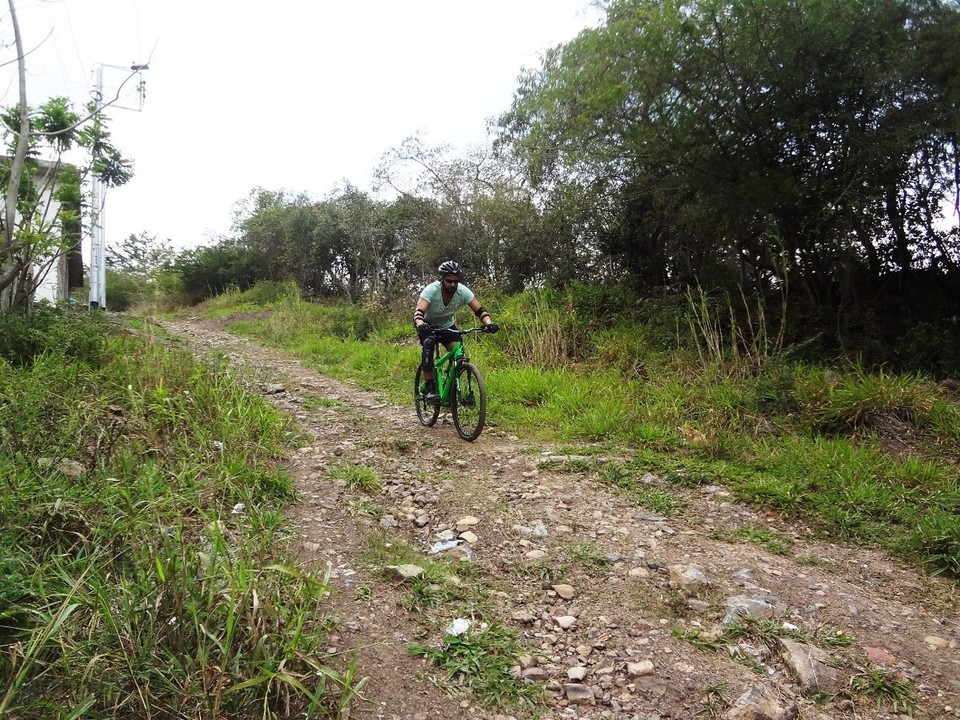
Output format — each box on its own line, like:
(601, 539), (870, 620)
(88, 67), (105, 308)
(88, 62), (148, 310)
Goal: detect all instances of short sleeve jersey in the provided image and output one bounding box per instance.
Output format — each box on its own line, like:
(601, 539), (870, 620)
(419, 281), (475, 329)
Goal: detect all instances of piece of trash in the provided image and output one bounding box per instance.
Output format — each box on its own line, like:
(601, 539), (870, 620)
(429, 539), (463, 554)
(210, 440), (224, 451)
(231, 502), (245, 515)
(445, 618), (471, 636)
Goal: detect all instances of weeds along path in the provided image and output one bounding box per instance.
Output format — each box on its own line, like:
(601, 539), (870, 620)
(157, 314), (959, 720)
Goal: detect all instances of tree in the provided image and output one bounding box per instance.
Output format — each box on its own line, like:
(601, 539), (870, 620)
(1, 0), (134, 314)
(106, 232), (175, 275)
(330, 185), (395, 300)
(497, 0), (960, 302)
(173, 238), (262, 303)
(375, 134), (557, 290)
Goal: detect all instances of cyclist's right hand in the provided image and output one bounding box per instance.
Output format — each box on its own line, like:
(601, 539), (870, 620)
(417, 323), (433, 341)
(484, 322), (499, 334)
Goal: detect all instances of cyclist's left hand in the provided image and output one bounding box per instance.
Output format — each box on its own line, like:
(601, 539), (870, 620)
(484, 322), (499, 334)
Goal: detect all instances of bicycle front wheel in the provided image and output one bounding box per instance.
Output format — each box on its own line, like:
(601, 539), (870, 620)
(451, 362), (486, 441)
(414, 366), (440, 427)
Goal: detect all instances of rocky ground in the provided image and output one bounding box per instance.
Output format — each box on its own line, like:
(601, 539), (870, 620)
(155, 315), (959, 720)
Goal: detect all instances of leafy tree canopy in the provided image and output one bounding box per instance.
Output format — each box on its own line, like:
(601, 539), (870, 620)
(497, 0), (960, 303)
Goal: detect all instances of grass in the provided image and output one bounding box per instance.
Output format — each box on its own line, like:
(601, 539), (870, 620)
(327, 462), (382, 494)
(403, 575), (452, 614)
(360, 533), (464, 611)
(302, 396), (342, 410)
(708, 524), (794, 556)
(0, 307), (361, 718)
(596, 461), (686, 515)
(359, 530), (534, 710)
(408, 621), (543, 709)
(184, 284), (960, 582)
(699, 683), (730, 718)
(851, 668), (914, 715)
(568, 541), (614, 572)
(672, 615), (825, 664)
(673, 616), (874, 707)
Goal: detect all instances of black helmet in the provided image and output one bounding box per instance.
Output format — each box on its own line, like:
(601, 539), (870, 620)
(437, 260), (462, 277)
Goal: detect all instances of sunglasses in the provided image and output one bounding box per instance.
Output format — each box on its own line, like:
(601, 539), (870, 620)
(443, 277), (459, 286)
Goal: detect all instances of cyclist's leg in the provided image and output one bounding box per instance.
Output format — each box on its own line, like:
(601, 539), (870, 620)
(419, 335), (440, 401)
(420, 335), (436, 381)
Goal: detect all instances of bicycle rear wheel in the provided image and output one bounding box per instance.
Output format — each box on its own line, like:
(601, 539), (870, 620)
(451, 362), (486, 441)
(414, 366), (440, 426)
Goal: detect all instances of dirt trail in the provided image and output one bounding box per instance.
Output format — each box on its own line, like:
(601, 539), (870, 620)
(157, 315), (959, 720)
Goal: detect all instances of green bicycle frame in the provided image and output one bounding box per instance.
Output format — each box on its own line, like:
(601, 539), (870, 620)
(433, 340), (465, 404)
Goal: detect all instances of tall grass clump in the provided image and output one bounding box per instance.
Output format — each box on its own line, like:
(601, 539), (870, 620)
(790, 363), (942, 435)
(500, 289), (573, 369)
(684, 285), (786, 376)
(0, 307), (362, 718)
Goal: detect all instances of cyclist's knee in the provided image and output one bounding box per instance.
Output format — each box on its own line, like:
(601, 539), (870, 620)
(421, 337), (435, 369)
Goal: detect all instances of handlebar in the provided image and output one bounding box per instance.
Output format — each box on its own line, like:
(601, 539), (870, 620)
(422, 325), (497, 340)
(446, 325), (496, 337)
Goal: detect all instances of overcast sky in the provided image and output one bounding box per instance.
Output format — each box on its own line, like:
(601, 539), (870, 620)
(4, 0), (601, 252)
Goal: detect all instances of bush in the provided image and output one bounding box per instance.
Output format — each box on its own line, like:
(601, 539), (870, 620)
(106, 270), (191, 313)
(897, 321), (960, 379)
(241, 279), (301, 306)
(105, 270), (141, 311)
(0, 303), (109, 367)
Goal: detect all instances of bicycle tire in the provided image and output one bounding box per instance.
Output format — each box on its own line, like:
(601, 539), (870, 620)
(451, 362), (486, 441)
(414, 365), (440, 427)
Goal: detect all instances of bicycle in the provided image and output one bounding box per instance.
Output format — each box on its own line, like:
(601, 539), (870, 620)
(414, 325), (492, 441)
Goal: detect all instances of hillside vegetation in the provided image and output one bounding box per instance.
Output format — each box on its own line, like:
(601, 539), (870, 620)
(204, 280), (960, 579)
(2, 285), (958, 716)
(0, 306), (363, 718)
(4, 0), (960, 714)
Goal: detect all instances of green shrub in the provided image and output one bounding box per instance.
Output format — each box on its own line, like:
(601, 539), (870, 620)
(240, 279), (302, 306)
(897, 321), (960, 378)
(105, 270), (141, 311)
(0, 304), (109, 367)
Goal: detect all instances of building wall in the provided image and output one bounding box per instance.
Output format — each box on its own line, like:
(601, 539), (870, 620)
(34, 252), (69, 303)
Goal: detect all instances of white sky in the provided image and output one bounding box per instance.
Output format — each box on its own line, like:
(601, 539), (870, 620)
(3, 0), (601, 252)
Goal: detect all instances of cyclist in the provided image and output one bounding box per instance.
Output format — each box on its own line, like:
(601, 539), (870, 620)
(414, 260), (499, 401)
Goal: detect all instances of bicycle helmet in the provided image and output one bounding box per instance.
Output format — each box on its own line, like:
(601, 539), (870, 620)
(437, 260), (463, 278)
